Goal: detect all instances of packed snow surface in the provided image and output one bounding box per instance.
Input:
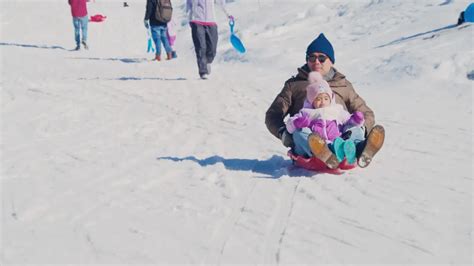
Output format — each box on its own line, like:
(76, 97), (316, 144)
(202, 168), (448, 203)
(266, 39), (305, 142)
(1, 0), (472, 265)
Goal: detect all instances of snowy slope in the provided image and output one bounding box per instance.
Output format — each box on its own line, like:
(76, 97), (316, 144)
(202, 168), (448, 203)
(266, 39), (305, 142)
(1, 0), (472, 265)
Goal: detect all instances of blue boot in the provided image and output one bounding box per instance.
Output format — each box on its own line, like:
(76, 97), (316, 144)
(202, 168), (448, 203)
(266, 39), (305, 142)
(343, 140), (357, 164)
(332, 137), (345, 162)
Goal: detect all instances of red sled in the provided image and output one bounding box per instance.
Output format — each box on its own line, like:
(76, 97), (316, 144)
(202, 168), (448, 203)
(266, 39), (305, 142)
(287, 150), (356, 174)
(89, 14), (107, 22)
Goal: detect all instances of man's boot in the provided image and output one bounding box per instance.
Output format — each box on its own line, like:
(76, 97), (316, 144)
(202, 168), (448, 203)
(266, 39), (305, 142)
(166, 52), (172, 60)
(358, 125), (385, 168)
(155, 54), (161, 61)
(308, 133), (340, 169)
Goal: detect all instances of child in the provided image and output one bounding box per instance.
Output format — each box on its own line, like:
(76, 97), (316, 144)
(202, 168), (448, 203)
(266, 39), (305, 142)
(166, 16), (178, 59)
(286, 72), (365, 164)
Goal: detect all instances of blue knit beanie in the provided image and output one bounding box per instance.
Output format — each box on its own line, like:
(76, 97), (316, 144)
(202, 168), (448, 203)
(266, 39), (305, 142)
(306, 33), (335, 64)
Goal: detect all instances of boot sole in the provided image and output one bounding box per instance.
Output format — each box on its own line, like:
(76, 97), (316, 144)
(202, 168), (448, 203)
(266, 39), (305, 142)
(308, 134), (339, 169)
(358, 125), (385, 168)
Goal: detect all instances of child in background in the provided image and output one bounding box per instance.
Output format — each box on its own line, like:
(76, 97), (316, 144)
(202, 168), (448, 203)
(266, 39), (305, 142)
(286, 72), (365, 164)
(166, 16), (178, 58)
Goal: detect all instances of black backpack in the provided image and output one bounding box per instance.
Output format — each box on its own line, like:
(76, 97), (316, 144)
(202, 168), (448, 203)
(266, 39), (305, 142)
(155, 0), (172, 23)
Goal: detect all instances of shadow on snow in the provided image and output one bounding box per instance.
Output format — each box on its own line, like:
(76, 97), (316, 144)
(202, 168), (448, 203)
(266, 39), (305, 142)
(70, 57), (150, 64)
(375, 24), (470, 48)
(439, 0), (453, 6)
(0, 42), (66, 50)
(157, 155), (319, 179)
(78, 77), (187, 81)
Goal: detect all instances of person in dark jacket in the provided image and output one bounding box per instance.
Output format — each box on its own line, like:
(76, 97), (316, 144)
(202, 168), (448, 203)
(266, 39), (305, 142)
(265, 33), (385, 169)
(68, 0), (89, 50)
(144, 0), (173, 61)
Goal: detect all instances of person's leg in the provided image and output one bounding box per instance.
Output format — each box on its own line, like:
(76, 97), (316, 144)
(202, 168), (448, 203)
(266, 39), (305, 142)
(159, 27), (172, 54)
(73, 17), (81, 48)
(150, 26), (162, 59)
(343, 140), (357, 164)
(81, 16), (88, 43)
(205, 25), (218, 64)
(80, 16), (88, 49)
(358, 125), (385, 168)
(331, 137), (345, 162)
(307, 133), (340, 169)
(292, 128), (313, 157)
(190, 23), (208, 76)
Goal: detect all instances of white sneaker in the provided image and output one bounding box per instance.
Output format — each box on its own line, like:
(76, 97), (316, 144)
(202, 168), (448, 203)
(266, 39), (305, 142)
(200, 74), (208, 80)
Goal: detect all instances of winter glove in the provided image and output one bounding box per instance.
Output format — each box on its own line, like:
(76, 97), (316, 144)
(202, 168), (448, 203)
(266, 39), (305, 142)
(293, 112), (311, 129)
(347, 111), (365, 127)
(309, 119), (324, 133)
(341, 130), (352, 140)
(279, 127), (294, 148)
(144, 19), (150, 29)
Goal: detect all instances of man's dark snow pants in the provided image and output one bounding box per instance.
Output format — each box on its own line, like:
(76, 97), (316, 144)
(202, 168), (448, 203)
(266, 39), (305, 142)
(190, 22), (218, 76)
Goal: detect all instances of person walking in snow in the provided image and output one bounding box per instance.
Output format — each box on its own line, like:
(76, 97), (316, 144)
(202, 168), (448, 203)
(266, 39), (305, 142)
(166, 15), (178, 58)
(266, 33), (385, 168)
(186, 0), (233, 80)
(68, 0), (89, 50)
(144, 0), (173, 61)
(285, 71), (366, 165)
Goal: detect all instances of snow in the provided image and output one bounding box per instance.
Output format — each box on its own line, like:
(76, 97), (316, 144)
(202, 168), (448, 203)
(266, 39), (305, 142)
(1, 0), (472, 265)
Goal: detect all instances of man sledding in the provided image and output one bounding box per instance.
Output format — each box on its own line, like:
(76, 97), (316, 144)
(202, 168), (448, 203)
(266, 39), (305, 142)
(265, 33), (385, 171)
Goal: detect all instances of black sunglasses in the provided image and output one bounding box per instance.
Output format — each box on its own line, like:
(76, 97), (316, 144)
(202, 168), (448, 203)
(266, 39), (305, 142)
(307, 54), (328, 63)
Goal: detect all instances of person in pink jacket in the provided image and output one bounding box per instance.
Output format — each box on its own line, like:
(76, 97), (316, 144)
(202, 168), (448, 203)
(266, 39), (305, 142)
(285, 72), (365, 164)
(68, 0), (89, 50)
